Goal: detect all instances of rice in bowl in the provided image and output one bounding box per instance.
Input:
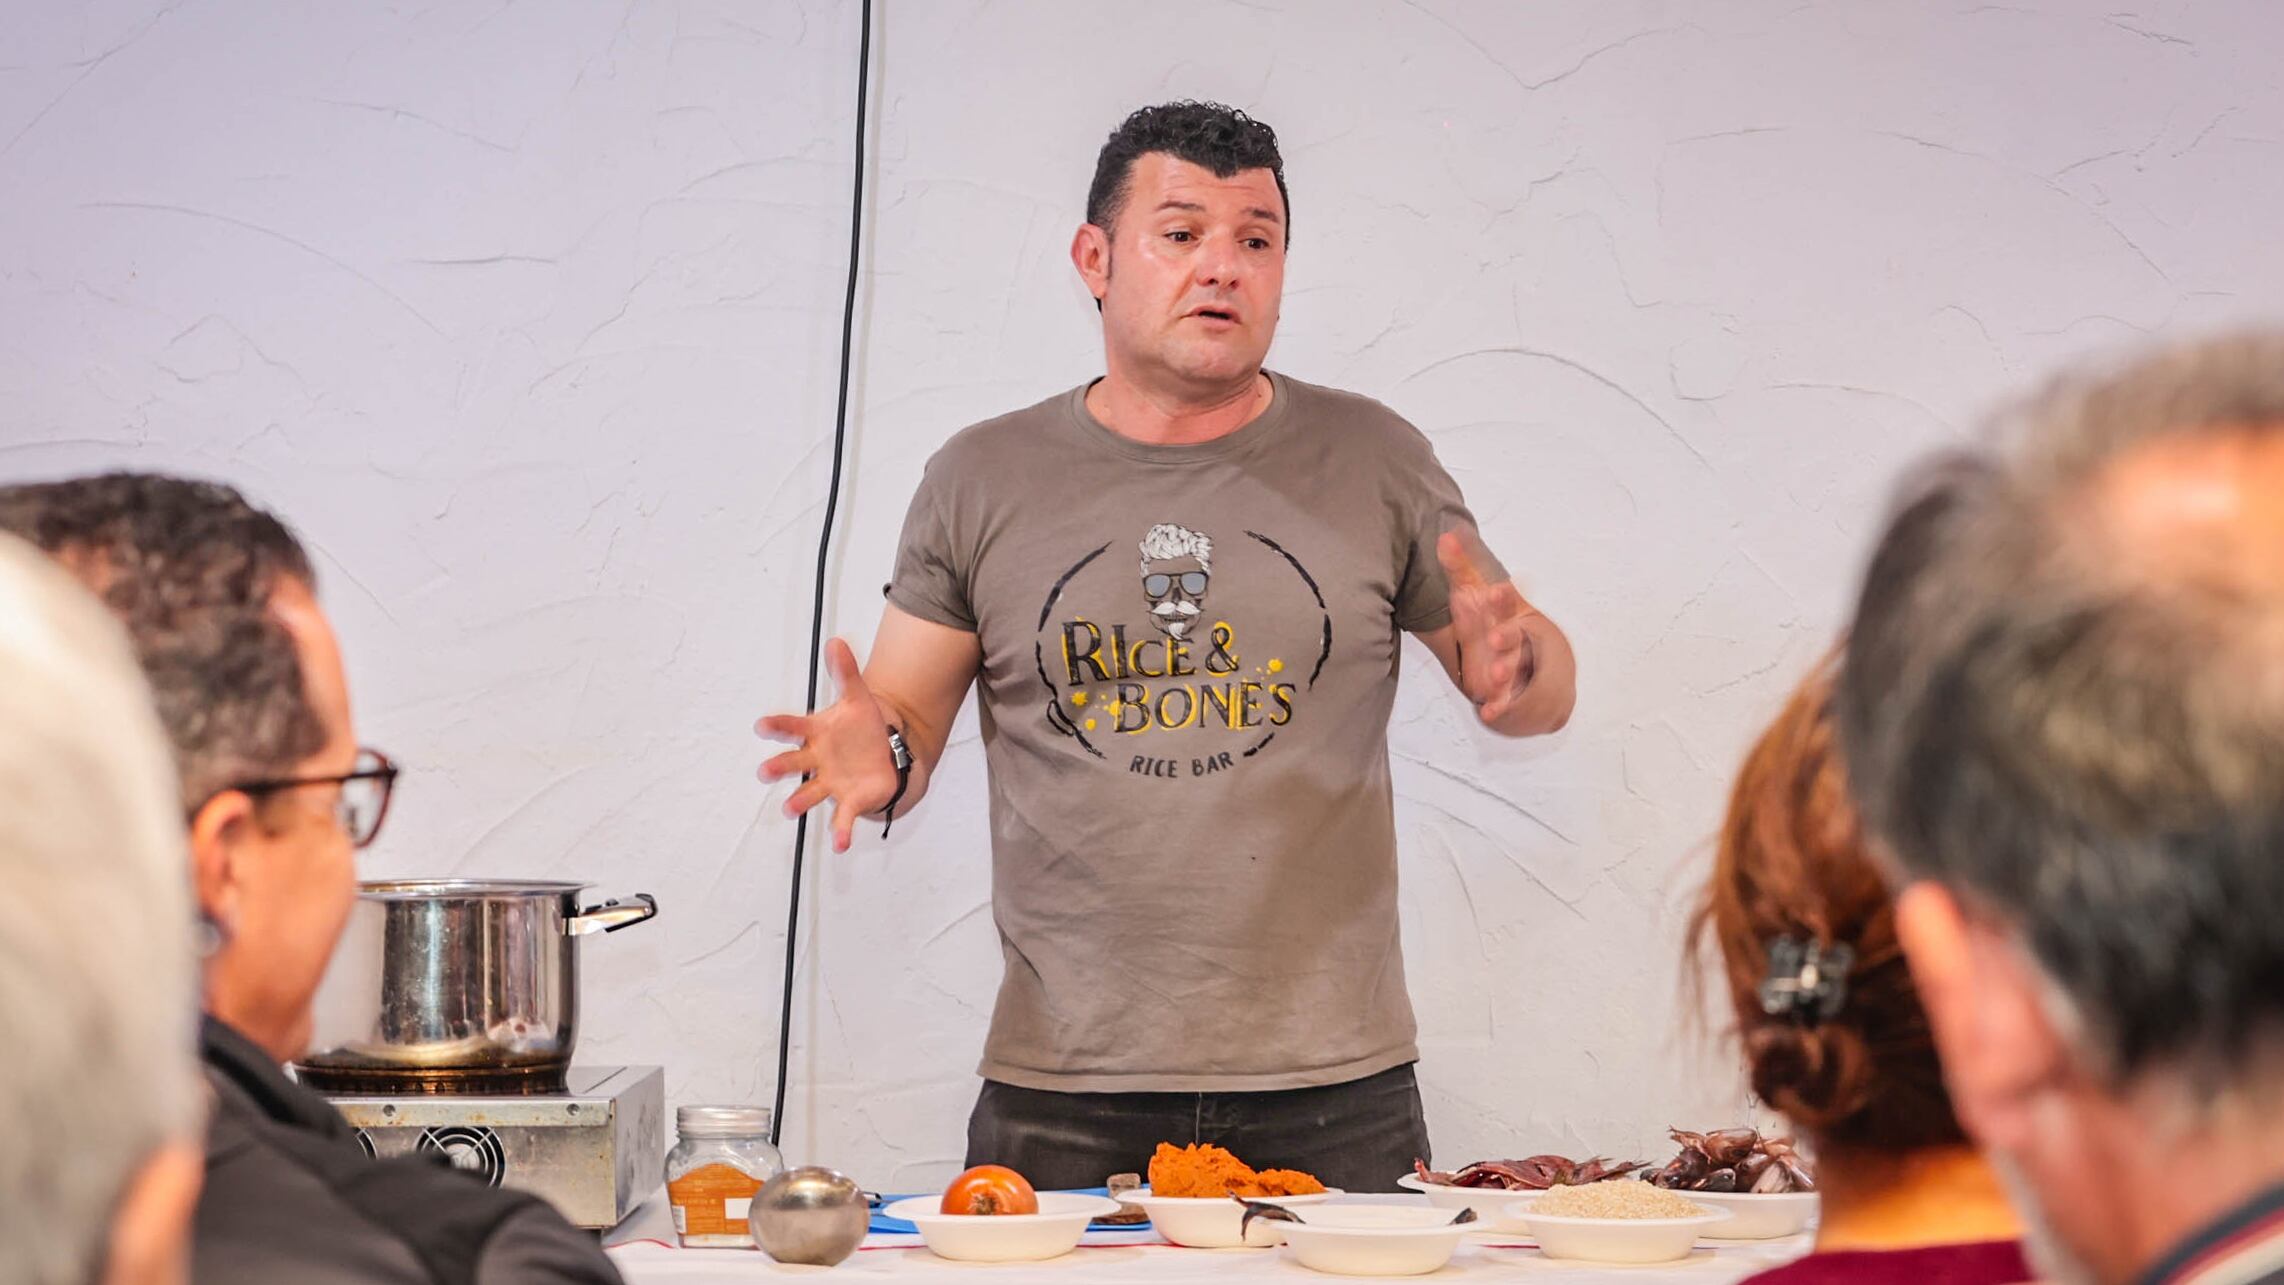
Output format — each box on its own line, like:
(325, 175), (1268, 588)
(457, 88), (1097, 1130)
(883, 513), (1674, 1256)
(1531, 1181), (1706, 1219)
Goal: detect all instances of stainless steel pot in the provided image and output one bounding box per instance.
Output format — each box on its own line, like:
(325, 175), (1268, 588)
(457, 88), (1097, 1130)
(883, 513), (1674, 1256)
(295, 880), (658, 1094)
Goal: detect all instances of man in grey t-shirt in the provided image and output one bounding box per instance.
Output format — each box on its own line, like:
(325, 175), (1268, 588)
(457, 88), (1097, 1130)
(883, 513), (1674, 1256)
(759, 102), (1574, 1191)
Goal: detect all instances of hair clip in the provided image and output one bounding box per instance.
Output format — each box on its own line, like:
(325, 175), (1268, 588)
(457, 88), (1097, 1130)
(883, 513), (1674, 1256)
(1757, 935), (1854, 1024)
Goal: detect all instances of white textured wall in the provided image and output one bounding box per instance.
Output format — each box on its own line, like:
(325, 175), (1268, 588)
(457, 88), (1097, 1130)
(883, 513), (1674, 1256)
(6, 0), (2282, 1192)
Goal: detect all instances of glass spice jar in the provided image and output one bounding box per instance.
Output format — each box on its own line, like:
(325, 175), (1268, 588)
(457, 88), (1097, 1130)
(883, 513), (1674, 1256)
(665, 1106), (783, 1248)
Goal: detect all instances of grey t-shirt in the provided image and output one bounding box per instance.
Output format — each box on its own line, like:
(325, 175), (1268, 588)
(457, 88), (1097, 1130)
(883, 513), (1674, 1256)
(889, 371), (1495, 1092)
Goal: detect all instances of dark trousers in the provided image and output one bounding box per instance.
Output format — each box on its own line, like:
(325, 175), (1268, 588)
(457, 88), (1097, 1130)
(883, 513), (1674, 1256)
(964, 1063), (1428, 1193)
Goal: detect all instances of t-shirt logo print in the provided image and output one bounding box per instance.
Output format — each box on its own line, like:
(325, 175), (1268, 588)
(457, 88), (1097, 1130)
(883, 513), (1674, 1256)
(1033, 523), (1333, 777)
(1139, 522), (1211, 641)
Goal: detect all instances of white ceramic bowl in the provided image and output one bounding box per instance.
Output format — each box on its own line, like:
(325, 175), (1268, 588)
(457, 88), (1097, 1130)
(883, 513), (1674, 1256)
(882, 1192), (1122, 1262)
(1278, 1206), (1470, 1277)
(1119, 1187), (1342, 1248)
(1681, 1189), (1819, 1239)
(1509, 1197), (1733, 1264)
(1395, 1172), (1537, 1232)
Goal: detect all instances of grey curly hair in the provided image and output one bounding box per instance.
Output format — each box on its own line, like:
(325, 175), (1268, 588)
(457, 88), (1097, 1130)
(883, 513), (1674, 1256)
(0, 472), (327, 809)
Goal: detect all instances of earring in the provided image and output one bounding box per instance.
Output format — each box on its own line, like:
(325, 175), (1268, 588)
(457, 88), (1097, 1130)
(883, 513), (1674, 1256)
(194, 912), (230, 959)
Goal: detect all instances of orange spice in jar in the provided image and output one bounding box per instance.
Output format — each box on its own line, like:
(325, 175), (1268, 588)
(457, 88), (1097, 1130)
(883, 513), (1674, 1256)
(665, 1106), (783, 1247)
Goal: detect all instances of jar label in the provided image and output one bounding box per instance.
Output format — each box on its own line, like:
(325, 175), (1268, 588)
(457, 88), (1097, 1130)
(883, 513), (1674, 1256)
(668, 1162), (766, 1241)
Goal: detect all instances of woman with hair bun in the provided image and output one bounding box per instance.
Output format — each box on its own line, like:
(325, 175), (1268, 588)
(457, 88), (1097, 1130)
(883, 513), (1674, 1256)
(1696, 657), (2028, 1284)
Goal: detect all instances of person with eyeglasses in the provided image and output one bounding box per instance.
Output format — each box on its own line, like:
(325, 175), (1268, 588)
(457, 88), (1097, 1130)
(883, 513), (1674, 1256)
(0, 473), (621, 1285)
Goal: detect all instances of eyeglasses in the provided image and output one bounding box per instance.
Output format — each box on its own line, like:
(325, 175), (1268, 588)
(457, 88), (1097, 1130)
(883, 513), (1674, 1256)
(1144, 571), (1209, 597)
(232, 747), (400, 849)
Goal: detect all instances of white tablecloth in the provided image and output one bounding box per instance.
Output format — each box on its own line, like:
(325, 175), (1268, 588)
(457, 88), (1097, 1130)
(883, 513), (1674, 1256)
(604, 1192), (1812, 1284)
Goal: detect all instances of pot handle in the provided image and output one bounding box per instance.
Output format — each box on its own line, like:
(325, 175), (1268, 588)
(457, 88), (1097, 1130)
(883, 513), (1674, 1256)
(568, 893), (659, 937)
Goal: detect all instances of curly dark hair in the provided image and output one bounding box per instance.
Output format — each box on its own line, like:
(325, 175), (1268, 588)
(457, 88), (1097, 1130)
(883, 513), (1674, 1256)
(1086, 101), (1290, 241)
(0, 472), (327, 810)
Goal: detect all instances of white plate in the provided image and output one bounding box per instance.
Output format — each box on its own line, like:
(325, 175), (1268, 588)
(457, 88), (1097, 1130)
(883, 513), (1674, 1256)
(1394, 1172), (1540, 1232)
(1118, 1187), (1343, 1248)
(882, 1192), (1122, 1263)
(1681, 1189), (1819, 1239)
(1509, 1198), (1734, 1264)
(1278, 1206), (1470, 1277)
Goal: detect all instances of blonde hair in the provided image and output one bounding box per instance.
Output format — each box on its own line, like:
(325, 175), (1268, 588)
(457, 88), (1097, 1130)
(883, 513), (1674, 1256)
(0, 536), (201, 1285)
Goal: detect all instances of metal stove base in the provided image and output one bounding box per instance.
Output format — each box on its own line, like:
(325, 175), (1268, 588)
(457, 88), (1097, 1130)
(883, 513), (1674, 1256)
(324, 1065), (664, 1231)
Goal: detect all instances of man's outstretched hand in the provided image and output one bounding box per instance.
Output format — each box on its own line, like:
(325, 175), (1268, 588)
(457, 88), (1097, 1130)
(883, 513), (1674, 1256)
(1438, 531), (1539, 727)
(756, 638), (900, 853)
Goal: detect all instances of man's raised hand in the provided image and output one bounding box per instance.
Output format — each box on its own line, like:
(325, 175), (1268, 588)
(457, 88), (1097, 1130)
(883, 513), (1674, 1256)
(756, 638), (900, 853)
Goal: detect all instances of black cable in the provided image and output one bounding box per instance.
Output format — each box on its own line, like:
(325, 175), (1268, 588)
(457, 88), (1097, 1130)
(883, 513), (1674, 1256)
(772, 0), (872, 1150)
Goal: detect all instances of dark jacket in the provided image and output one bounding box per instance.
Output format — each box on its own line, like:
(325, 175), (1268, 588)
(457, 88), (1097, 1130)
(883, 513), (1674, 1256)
(194, 1017), (624, 1285)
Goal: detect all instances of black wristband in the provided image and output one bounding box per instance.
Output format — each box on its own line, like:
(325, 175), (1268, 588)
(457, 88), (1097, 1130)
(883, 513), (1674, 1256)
(879, 726), (913, 838)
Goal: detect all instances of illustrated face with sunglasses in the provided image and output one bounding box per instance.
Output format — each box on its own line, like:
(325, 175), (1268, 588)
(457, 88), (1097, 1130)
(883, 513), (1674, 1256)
(1142, 555), (1211, 640)
(187, 577), (392, 1063)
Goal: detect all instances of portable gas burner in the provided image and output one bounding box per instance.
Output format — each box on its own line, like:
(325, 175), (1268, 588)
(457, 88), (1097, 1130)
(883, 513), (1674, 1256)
(323, 1065), (665, 1230)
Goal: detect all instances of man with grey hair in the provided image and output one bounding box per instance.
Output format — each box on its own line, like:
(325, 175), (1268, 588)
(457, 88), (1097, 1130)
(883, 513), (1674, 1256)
(1839, 332), (2284, 1285)
(0, 474), (621, 1285)
(0, 535), (205, 1285)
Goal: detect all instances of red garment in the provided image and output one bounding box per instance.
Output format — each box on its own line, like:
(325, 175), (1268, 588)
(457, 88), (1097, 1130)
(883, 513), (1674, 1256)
(1741, 1240), (2032, 1285)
